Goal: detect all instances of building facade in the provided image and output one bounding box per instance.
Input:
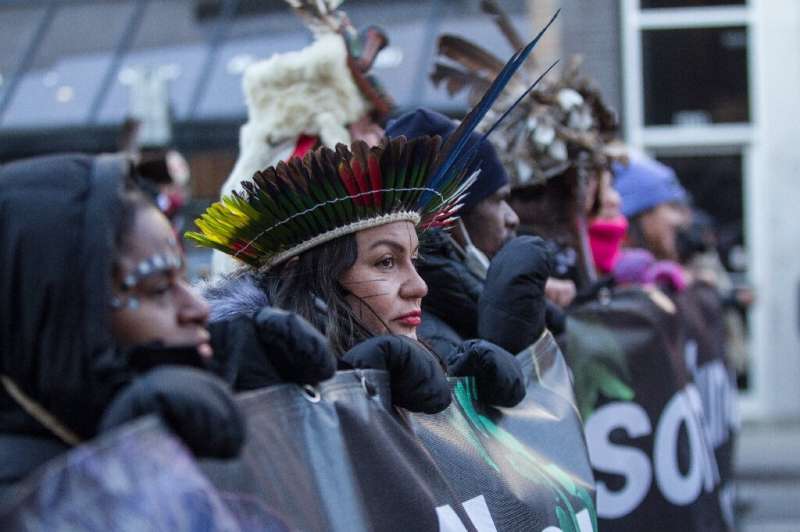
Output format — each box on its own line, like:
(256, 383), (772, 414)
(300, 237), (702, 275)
(548, 0), (800, 421)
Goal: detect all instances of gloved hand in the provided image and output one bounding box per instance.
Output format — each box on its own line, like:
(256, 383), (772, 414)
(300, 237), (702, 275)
(448, 339), (525, 407)
(545, 300), (567, 336)
(342, 336), (451, 414)
(99, 366), (244, 459)
(125, 343), (210, 373)
(478, 236), (553, 354)
(209, 307), (336, 391)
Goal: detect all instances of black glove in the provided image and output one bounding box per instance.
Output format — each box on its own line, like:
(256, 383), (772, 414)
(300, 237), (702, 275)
(209, 307), (336, 391)
(478, 236), (553, 354)
(342, 336), (451, 414)
(545, 300), (567, 336)
(99, 366), (244, 459)
(448, 339), (526, 407)
(125, 343), (209, 373)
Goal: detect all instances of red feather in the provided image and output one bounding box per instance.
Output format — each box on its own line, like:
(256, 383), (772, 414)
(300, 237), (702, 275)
(349, 141), (373, 207)
(367, 148), (382, 208)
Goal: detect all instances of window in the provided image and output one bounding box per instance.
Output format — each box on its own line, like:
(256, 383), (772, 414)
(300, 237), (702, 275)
(642, 26), (749, 125)
(640, 0), (745, 8)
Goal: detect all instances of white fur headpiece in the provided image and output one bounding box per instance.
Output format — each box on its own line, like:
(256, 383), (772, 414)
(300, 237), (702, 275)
(213, 34), (370, 277)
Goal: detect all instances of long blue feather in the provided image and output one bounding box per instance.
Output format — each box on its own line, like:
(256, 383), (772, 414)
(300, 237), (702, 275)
(453, 59), (560, 178)
(427, 9), (560, 191)
(482, 59), (560, 140)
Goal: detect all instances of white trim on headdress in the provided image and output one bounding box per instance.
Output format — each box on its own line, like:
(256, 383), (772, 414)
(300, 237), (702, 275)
(262, 211), (421, 270)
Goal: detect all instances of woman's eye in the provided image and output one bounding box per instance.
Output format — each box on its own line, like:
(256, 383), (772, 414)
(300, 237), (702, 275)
(150, 285), (171, 297)
(376, 257), (395, 269)
(143, 279), (173, 298)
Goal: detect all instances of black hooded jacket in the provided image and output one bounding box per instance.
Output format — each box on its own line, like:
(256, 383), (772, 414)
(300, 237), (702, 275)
(0, 154), (131, 490)
(416, 230), (484, 357)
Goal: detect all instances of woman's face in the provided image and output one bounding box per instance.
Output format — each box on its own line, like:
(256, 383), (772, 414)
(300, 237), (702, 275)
(111, 206), (212, 357)
(585, 170), (623, 220)
(339, 221), (428, 339)
(638, 203), (686, 261)
(596, 170), (623, 220)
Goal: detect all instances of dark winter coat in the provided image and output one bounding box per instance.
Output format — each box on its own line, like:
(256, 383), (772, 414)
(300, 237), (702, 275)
(416, 231), (484, 358)
(0, 154), (132, 495)
(418, 230), (555, 357)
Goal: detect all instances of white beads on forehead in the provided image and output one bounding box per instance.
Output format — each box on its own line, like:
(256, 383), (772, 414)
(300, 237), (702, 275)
(110, 250), (184, 311)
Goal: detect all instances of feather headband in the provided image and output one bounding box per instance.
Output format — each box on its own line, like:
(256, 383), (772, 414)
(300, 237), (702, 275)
(187, 10), (561, 270)
(187, 135), (476, 269)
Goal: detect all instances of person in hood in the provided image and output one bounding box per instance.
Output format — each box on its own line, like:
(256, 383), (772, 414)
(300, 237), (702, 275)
(384, 109), (553, 358)
(0, 154), (335, 496)
(0, 154), (248, 495)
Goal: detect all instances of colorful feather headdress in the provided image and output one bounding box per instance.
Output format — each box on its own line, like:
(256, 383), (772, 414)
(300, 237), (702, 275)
(187, 11), (560, 270)
(431, 0), (621, 189)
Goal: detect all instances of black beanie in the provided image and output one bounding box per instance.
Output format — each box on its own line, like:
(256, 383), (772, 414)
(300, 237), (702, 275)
(385, 108), (508, 213)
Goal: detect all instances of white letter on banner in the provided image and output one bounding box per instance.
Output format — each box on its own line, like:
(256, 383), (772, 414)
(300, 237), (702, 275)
(654, 389), (704, 505)
(436, 504), (468, 532)
(684, 384), (720, 492)
(585, 402), (653, 519)
(462, 495), (498, 532)
(436, 496), (498, 532)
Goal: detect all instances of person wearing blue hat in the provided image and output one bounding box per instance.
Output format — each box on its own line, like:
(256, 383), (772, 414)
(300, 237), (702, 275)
(385, 108), (552, 358)
(613, 153), (689, 262)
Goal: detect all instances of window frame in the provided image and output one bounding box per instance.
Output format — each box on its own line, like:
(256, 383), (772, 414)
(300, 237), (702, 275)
(621, 0), (755, 146)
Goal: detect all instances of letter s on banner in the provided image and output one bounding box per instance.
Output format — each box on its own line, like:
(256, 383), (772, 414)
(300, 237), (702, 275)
(584, 402), (653, 519)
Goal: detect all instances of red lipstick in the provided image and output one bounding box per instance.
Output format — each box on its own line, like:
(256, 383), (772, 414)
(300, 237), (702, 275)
(396, 310), (422, 327)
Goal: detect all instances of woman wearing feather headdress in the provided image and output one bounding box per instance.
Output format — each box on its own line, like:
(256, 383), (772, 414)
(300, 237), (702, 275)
(191, 17), (562, 411)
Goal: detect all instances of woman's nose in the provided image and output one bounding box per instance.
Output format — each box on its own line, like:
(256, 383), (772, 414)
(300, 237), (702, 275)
(604, 187), (622, 216)
(401, 265), (428, 300)
(504, 201), (520, 230)
(177, 281), (210, 326)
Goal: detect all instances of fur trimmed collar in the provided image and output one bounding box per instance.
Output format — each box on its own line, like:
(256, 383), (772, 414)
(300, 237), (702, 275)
(199, 273), (270, 323)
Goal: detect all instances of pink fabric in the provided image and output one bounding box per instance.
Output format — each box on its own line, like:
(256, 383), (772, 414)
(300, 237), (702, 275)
(588, 216), (629, 274)
(613, 248), (687, 293)
(644, 261), (688, 293)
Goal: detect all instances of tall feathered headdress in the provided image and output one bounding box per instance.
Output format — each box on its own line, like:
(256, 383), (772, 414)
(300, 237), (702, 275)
(432, 0), (621, 189)
(188, 11), (560, 270)
(286, 0), (394, 122)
